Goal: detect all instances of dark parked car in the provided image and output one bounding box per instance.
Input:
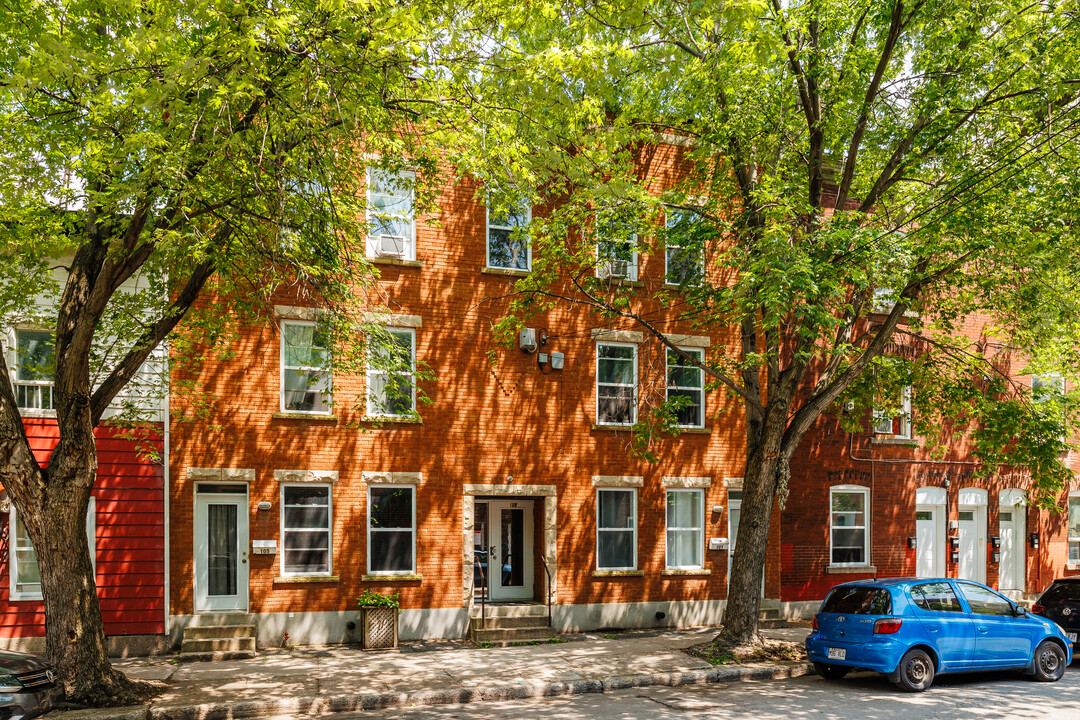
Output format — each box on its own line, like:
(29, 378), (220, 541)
(0, 650), (61, 720)
(1033, 578), (1080, 652)
(806, 578), (1072, 692)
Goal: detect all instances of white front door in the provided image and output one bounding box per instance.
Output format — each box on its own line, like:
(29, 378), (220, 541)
(958, 505), (986, 584)
(194, 485), (250, 612)
(998, 507), (1024, 591)
(915, 505), (945, 577)
(488, 500), (534, 601)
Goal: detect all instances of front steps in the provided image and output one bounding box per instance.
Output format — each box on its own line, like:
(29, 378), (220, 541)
(180, 614), (257, 662)
(757, 606), (784, 629)
(470, 603), (556, 646)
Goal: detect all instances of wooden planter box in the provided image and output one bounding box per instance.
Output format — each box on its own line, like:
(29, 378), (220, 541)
(360, 606), (399, 650)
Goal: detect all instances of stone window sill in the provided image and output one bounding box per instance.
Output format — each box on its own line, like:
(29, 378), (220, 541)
(592, 424), (634, 432)
(482, 267), (530, 277)
(368, 257), (422, 268)
(677, 427), (711, 435)
(1067, 563), (1080, 571)
(597, 278), (644, 288)
(361, 574), (423, 582)
(592, 570), (644, 578)
(662, 568), (711, 576)
(273, 412), (338, 423)
(361, 415), (423, 425)
(871, 437), (918, 446)
(826, 565), (877, 574)
(274, 575), (340, 584)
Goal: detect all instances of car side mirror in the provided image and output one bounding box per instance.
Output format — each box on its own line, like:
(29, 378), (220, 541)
(1014, 605), (1028, 617)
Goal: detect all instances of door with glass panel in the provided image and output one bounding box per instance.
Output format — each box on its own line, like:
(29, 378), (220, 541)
(998, 508), (1023, 591)
(958, 506), (986, 584)
(488, 500), (533, 601)
(916, 505), (945, 577)
(194, 485), (249, 612)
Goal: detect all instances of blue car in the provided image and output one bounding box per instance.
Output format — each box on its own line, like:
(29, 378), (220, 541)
(805, 577), (1072, 691)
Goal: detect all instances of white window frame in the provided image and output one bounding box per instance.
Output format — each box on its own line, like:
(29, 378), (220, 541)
(10, 328), (56, 415)
(10, 497), (95, 601)
(596, 488), (637, 571)
(665, 488), (704, 570)
(1033, 373), (1066, 398)
(664, 207), (704, 286)
(595, 214), (639, 281)
(279, 318), (332, 414)
(366, 484), (416, 576)
(666, 346), (705, 429)
(366, 167), (416, 261)
(366, 327), (417, 418)
(595, 341), (638, 426)
(873, 385), (912, 438)
(1069, 493), (1080, 564)
(486, 199), (532, 271)
(279, 484), (333, 577)
(829, 484), (870, 567)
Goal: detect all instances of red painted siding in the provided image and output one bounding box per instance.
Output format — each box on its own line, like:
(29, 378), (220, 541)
(0, 418), (165, 639)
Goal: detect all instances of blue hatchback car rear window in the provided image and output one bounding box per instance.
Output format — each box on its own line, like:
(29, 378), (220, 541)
(821, 586), (892, 615)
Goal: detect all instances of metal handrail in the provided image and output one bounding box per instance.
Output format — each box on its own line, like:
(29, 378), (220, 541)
(473, 554), (487, 630)
(538, 555), (553, 629)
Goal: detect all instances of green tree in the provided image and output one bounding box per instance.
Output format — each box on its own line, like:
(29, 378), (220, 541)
(0, 0), (470, 702)
(463, 0), (1080, 645)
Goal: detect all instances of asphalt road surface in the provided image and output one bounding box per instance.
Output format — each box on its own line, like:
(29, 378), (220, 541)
(327, 665), (1080, 719)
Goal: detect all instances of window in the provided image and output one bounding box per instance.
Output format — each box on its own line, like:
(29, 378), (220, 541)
(13, 329), (55, 411)
(821, 586), (892, 615)
(830, 485), (869, 566)
(280, 319), (332, 413)
(596, 489), (636, 570)
(280, 485), (332, 576)
(1032, 373), (1065, 401)
(1069, 495), (1080, 563)
(595, 209), (638, 281)
(666, 489), (703, 569)
(664, 208), (703, 285)
(368, 485), (415, 574)
(10, 498), (95, 601)
(596, 343), (637, 425)
(486, 197), (531, 271)
(367, 168), (415, 260)
(366, 328), (416, 417)
(957, 582), (1013, 616)
(910, 581), (963, 612)
(873, 385), (912, 438)
(667, 347), (705, 428)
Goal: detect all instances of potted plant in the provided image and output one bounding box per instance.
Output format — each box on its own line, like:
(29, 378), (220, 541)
(357, 590), (401, 650)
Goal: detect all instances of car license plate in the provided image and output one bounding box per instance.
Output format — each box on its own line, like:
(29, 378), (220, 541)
(1068, 633), (1077, 642)
(827, 647), (846, 660)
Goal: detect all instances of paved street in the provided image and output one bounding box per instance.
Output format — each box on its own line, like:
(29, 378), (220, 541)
(331, 666), (1080, 719)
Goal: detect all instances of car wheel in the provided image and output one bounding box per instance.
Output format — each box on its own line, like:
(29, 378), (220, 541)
(892, 648), (935, 692)
(1032, 640), (1067, 682)
(813, 662), (849, 680)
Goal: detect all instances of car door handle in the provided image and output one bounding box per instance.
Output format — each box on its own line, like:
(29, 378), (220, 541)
(977, 627), (988, 633)
(928, 628), (939, 633)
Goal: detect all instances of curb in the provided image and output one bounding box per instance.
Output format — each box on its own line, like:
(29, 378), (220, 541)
(55, 662), (813, 720)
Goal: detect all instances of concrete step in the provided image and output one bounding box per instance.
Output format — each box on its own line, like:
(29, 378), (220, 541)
(470, 616), (551, 630)
(178, 650), (256, 663)
(469, 604), (548, 619)
(759, 608), (781, 620)
(758, 608), (785, 629)
(180, 637), (256, 654)
(186, 613), (258, 627)
(183, 625), (257, 640)
(473, 626), (557, 644)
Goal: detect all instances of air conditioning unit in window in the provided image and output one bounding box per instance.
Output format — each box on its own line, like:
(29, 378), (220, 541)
(376, 235), (406, 258)
(872, 411), (895, 435)
(602, 259), (629, 279)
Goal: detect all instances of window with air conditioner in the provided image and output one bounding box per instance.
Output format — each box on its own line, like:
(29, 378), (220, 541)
(873, 385), (912, 438)
(595, 209), (638, 281)
(367, 168), (415, 261)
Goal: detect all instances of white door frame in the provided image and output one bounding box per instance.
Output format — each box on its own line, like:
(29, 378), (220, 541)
(998, 489), (1027, 595)
(194, 484), (250, 612)
(957, 487), (988, 584)
(915, 504), (945, 578)
(488, 499), (534, 601)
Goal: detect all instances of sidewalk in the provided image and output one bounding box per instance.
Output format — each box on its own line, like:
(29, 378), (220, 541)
(56, 627), (813, 720)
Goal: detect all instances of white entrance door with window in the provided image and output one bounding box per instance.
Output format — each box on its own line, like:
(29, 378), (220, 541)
(194, 484), (250, 612)
(957, 488), (987, 584)
(487, 500), (534, 601)
(915, 487), (947, 578)
(998, 489), (1026, 594)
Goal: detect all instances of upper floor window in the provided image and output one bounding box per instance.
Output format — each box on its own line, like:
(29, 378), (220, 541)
(367, 328), (416, 417)
(367, 168), (416, 261)
(596, 342), (637, 425)
(280, 319), (331, 414)
(664, 208), (703, 286)
(13, 329), (55, 411)
(487, 197), (531, 271)
(596, 209), (638, 281)
(667, 347), (705, 428)
(873, 385), (912, 438)
(1033, 373), (1065, 401)
(830, 485), (869, 566)
(10, 498), (95, 601)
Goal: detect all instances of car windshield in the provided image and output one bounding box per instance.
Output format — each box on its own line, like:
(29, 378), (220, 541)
(1041, 582), (1080, 602)
(821, 586), (892, 615)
